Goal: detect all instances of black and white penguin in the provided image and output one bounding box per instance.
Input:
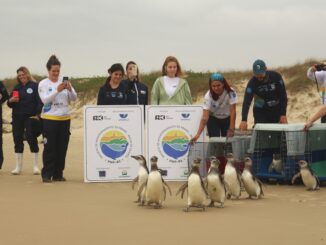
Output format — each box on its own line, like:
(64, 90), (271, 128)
(292, 160), (320, 191)
(268, 153), (283, 174)
(206, 156), (227, 207)
(138, 156), (172, 208)
(224, 153), (241, 199)
(131, 155), (149, 203)
(241, 157), (264, 199)
(176, 158), (208, 212)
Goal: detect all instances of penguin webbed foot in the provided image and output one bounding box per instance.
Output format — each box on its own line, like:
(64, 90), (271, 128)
(208, 201), (215, 207)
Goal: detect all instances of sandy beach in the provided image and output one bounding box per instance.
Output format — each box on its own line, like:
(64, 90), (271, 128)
(0, 127), (326, 245)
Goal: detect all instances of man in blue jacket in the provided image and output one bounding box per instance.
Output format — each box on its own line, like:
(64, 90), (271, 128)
(240, 59), (288, 130)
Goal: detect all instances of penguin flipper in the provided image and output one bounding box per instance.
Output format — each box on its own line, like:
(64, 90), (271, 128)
(291, 172), (301, 184)
(137, 181), (147, 197)
(162, 180), (172, 196)
(131, 176), (139, 190)
(176, 182), (188, 198)
(162, 186), (167, 201)
(200, 177), (209, 197)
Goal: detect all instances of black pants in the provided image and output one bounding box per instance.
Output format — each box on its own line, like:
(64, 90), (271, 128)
(0, 121), (3, 169)
(42, 119), (70, 179)
(12, 115), (39, 153)
(321, 115), (326, 123)
(207, 116), (230, 137)
(254, 109), (280, 124)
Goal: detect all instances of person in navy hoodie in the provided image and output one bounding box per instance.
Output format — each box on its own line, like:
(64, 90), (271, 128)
(8, 66), (43, 175)
(122, 61), (148, 107)
(0, 79), (9, 170)
(97, 63), (127, 105)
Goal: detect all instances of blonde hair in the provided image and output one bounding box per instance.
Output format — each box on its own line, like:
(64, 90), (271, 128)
(16, 66), (36, 83)
(162, 56), (183, 77)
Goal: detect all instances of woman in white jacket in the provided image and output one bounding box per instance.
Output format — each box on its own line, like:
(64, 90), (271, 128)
(38, 55), (77, 183)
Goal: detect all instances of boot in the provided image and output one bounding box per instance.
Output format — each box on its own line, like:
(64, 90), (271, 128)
(11, 153), (23, 175)
(32, 153), (40, 175)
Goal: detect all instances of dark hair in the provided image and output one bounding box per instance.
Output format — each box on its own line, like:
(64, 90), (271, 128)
(126, 61), (139, 81)
(209, 77), (234, 101)
(46, 55), (61, 71)
(108, 63), (125, 76)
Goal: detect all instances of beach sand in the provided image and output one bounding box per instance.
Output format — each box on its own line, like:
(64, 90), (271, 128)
(1, 127), (326, 245)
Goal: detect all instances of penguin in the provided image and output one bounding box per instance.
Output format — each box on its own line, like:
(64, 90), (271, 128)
(241, 157), (264, 199)
(138, 156), (172, 208)
(131, 155), (149, 203)
(291, 160), (320, 191)
(223, 153), (241, 199)
(176, 158), (208, 212)
(268, 153), (283, 174)
(206, 156), (227, 207)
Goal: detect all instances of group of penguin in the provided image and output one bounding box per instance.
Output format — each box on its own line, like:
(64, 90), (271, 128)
(131, 154), (263, 211)
(131, 153), (320, 212)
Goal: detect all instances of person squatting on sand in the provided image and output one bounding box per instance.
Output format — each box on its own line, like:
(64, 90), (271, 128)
(151, 56), (192, 105)
(38, 55), (77, 183)
(240, 59), (288, 131)
(306, 62), (326, 122)
(8, 67), (43, 175)
(97, 63), (127, 105)
(191, 72), (237, 143)
(0, 79), (9, 169)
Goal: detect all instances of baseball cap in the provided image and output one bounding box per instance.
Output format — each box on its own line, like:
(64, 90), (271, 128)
(210, 72), (224, 81)
(253, 59), (267, 75)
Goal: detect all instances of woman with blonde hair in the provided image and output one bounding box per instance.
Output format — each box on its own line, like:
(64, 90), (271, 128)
(151, 56), (192, 105)
(8, 66), (43, 175)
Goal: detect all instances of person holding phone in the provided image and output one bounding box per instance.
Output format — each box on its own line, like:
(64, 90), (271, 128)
(38, 55), (77, 182)
(122, 61), (148, 106)
(0, 79), (9, 170)
(7, 66), (43, 175)
(151, 56), (192, 105)
(97, 63), (127, 105)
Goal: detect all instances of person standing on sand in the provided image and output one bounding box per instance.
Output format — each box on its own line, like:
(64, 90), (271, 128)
(97, 63), (127, 105)
(306, 62), (326, 122)
(0, 79), (9, 170)
(239, 59), (288, 130)
(191, 72), (237, 143)
(122, 61), (148, 106)
(38, 55), (77, 183)
(8, 66), (43, 175)
(151, 56), (192, 105)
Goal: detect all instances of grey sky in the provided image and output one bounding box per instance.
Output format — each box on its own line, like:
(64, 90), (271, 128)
(1, 0), (325, 79)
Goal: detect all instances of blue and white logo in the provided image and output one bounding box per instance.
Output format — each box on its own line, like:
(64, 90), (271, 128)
(119, 114), (128, 119)
(181, 113), (190, 119)
(27, 88), (33, 94)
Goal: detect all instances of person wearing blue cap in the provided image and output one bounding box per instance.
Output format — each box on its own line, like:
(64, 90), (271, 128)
(191, 72), (237, 143)
(239, 59), (288, 130)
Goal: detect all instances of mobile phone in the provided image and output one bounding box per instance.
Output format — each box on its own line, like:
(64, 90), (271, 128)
(130, 65), (137, 77)
(62, 76), (69, 84)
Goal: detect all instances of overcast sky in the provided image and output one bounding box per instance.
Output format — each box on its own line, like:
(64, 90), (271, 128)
(1, 0), (325, 79)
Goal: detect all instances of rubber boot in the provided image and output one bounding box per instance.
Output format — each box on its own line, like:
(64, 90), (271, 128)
(32, 153), (40, 175)
(11, 153), (23, 175)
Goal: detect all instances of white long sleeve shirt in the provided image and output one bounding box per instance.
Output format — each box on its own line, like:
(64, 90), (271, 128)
(307, 68), (326, 104)
(38, 77), (77, 120)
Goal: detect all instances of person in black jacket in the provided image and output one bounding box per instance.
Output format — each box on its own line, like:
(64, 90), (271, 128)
(97, 63), (127, 105)
(0, 80), (9, 169)
(7, 66), (43, 175)
(122, 61), (148, 106)
(240, 59), (288, 131)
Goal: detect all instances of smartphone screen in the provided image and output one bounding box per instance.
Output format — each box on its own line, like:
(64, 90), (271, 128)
(130, 65), (137, 77)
